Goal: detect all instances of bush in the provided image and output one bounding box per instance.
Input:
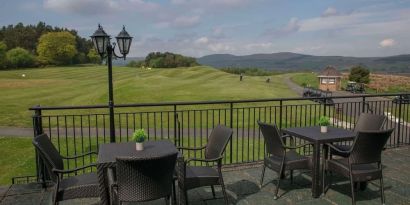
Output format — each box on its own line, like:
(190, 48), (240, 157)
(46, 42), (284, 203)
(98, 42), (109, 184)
(0, 41), (7, 69)
(220, 67), (281, 76)
(144, 52), (199, 68)
(6, 47), (34, 68)
(349, 66), (370, 84)
(37, 31), (78, 65)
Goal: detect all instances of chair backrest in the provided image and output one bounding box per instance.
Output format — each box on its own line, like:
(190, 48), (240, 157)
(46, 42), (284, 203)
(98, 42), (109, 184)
(116, 152), (178, 202)
(349, 129), (394, 164)
(257, 121), (285, 157)
(32, 134), (64, 182)
(353, 113), (387, 132)
(205, 125), (233, 160)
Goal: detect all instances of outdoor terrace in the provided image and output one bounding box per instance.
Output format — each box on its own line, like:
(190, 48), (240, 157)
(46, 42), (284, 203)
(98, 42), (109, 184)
(1, 93), (410, 205)
(1, 146), (409, 205)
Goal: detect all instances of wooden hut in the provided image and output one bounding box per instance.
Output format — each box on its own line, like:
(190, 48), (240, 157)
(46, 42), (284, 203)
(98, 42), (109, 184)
(317, 66), (342, 91)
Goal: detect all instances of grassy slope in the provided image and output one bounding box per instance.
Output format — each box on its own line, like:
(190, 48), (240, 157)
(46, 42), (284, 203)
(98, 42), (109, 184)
(0, 65), (299, 185)
(0, 66), (296, 127)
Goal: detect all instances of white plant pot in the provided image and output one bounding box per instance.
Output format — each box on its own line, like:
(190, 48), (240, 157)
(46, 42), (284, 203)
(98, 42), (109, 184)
(321, 126), (328, 133)
(136, 142), (144, 151)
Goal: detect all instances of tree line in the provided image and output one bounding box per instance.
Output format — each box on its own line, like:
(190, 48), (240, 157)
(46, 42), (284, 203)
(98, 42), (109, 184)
(0, 22), (100, 69)
(127, 52), (199, 68)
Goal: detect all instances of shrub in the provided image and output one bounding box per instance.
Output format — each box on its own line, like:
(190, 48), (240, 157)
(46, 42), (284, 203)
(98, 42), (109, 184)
(6, 47), (34, 68)
(349, 66), (370, 84)
(0, 41), (7, 69)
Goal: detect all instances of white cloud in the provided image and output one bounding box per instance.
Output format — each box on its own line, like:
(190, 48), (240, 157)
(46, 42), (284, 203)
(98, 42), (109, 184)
(43, 0), (159, 15)
(244, 43), (274, 50)
(195, 37), (209, 45)
(263, 17), (300, 37)
(208, 43), (231, 52)
(322, 7), (338, 17)
(379, 38), (396, 47)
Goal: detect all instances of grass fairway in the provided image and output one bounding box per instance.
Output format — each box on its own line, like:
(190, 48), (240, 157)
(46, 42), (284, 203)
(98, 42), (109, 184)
(0, 65), (296, 127)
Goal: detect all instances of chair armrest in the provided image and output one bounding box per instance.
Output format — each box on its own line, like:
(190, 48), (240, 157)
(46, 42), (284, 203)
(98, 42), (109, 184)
(185, 156), (223, 164)
(61, 151), (98, 159)
(177, 145), (207, 151)
(283, 142), (312, 150)
(326, 143), (351, 154)
(281, 134), (295, 145)
(52, 163), (96, 174)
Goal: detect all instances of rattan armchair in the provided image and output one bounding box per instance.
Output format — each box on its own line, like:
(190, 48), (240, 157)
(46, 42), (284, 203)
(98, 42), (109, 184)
(323, 129), (394, 205)
(32, 134), (99, 205)
(257, 121), (312, 199)
(330, 113), (387, 158)
(108, 152), (178, 205)
(177, 124), (233, 205)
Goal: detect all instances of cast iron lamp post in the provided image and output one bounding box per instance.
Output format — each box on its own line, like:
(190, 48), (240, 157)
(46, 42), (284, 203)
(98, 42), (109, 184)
(90, 24), (132, 143)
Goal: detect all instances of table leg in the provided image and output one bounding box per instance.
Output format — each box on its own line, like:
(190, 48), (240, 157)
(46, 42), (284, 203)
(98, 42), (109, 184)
(97, 164), (109, 205)
(311, 143), (321, 198)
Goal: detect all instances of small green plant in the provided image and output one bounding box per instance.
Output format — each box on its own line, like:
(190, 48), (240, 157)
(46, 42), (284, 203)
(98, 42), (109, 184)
(132, 129), (146, 143)
(318, 116), (330, 126)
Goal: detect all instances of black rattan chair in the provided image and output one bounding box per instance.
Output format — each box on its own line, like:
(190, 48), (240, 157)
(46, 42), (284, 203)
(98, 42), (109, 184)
(108, 152), (178, 205)
(323, 129), (394, 205)
(32, 134), (99, 205)
(331, 113), (387, 158)
(257, 121), (312, 199)
(177, 124), (233, 205)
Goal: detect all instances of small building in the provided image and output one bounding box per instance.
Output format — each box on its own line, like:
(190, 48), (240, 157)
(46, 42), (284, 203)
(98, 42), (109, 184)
(317, 66), (342, 91)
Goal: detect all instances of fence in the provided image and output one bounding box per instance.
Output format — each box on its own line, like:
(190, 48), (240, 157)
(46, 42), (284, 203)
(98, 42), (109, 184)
(25, 93), (410, 183)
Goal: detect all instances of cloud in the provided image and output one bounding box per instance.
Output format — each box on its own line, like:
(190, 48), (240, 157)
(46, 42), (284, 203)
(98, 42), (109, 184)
(322, 7), (338, 17)
(379, 38), (396, 47)
(43, 0), (159, 15)
(195, 37), (209, 45)
(263, 17), (300, 37)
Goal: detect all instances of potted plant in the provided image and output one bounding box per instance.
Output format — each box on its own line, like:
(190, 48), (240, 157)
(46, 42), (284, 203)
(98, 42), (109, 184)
(132, 129), (146, 151)
(318, 116), (330, 133)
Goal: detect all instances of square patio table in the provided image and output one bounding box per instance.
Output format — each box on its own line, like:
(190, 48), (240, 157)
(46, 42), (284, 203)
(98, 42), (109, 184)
(282, 126), (355, 198)
(97, 140), (178, 205)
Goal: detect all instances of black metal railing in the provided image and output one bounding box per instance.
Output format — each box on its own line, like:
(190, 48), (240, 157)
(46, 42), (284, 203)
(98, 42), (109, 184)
(26, 93), (410, 183)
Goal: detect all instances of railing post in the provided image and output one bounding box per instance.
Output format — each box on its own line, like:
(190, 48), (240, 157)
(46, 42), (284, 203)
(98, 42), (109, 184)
(362, 96), (366, 113)
(32, 106), (47, 187)
(323, 97), (327, 116)
(229, 102), (233, 164)
(397, 95), (402, 145)
(279, 100), (283, 129)
(173, 105), (179, 146)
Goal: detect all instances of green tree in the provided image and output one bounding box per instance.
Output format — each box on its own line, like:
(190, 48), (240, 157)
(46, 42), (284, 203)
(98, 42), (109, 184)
(349, 66), (370, 84)
(37, 31), (78, 65)
(6, 47), (34, 68)
(0, 41), (7, 68)
(87, 48), (101, 64)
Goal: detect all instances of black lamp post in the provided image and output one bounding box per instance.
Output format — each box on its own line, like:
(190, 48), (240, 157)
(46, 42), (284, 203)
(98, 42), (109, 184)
(91, 24), (132, 143)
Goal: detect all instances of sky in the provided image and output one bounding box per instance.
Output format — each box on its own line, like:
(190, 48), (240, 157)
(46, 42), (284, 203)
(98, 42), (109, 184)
(1, 0), (410, 58)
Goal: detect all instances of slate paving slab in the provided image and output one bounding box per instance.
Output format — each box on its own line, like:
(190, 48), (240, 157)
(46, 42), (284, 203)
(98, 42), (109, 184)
(2, 147), (410, 205)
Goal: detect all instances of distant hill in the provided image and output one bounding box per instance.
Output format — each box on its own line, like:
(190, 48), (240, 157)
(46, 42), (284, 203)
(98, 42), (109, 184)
(113, 57), (144, 66)
(197, 52), (410, 72)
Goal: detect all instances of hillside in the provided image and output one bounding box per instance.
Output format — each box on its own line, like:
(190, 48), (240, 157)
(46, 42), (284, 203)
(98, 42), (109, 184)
(198, 52), (410, 72)
(0, 65), (296, 127)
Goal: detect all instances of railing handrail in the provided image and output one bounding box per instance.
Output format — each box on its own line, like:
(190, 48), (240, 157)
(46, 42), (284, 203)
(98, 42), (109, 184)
(29, 92), (409, 111)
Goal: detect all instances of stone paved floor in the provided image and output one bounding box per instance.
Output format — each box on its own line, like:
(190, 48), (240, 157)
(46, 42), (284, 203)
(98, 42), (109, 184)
(1, 146), (410, 205)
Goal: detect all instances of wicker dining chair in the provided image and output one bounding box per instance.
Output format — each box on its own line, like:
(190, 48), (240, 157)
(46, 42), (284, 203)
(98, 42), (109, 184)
(323, 129), (394, 205)
(32, 134), (99, 205)
(257, 121), (312, 199)
(330, 113), (387, 158)
(108, 152), (178, 205)
(177, 124), (233, 205)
